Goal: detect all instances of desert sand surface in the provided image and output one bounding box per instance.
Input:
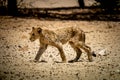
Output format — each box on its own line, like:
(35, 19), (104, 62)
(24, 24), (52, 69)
(0, 16), (120, 80)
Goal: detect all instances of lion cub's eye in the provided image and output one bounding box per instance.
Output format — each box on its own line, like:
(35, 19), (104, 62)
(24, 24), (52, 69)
(32, 33), (35, 36)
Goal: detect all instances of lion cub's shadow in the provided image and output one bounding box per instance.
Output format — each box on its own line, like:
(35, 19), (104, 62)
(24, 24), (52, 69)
(30, 60), (47, 63)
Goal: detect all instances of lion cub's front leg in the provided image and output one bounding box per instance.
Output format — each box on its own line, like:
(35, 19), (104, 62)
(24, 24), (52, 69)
(34, 43), (48, 62)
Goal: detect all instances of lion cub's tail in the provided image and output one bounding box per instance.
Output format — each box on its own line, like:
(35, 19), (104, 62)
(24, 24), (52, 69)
(81, 31), (96, 57)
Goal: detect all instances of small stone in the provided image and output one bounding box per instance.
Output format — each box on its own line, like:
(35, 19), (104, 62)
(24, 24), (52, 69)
(18, 45), (22, 48)
(6, 46), (9, 48)
(98, 49), (108, 56)
(49, 55), (53, 58)
(116, 69), (120, 74)
(20, 54), (24, 57)
(4, 71), (9, 74)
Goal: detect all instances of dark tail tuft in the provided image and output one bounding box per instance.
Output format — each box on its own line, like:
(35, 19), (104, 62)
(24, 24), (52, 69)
(92, 51), (96, 57)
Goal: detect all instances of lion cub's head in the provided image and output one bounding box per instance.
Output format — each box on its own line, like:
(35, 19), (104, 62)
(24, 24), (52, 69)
(29, 27), (42, 42)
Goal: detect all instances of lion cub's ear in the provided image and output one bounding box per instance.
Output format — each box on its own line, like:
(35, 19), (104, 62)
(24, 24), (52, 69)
(37, 27), (42, 33)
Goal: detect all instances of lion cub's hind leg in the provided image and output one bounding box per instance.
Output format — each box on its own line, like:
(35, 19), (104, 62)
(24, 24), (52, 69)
(69, 41), (82, 63)
(76, 41), (93, 62)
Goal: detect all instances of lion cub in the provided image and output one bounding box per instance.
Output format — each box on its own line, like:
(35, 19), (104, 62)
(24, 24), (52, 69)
(29, 27), (94, 63)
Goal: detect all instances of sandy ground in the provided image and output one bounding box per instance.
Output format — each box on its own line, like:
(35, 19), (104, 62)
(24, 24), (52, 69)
(0, 16), (120, 80)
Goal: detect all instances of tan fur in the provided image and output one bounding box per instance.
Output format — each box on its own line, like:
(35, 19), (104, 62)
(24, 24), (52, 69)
(29, 27), (93, 63)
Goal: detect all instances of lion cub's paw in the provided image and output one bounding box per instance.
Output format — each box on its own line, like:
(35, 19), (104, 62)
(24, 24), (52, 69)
(62, 60), (67, 63)
(89, 59), (93, 62)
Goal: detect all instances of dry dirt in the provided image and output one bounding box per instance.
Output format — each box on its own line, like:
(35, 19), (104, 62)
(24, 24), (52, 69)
(0, 16), (120, 80)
